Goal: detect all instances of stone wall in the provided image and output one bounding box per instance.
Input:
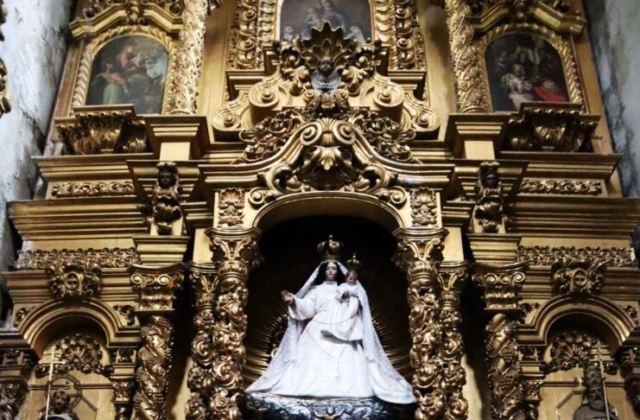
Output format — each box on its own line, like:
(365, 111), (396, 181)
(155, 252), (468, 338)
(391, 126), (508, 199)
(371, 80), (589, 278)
(0, 0), (75, 324)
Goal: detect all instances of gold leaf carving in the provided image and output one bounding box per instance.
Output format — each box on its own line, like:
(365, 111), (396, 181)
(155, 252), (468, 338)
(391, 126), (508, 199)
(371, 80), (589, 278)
(14, 247), (140, 271)
(519, 179), (602, 195)
(35, 334), (113, 377)
(51, 181), (135, 198)
(516, 246), (637, 268)
(46, 260), (103, 300)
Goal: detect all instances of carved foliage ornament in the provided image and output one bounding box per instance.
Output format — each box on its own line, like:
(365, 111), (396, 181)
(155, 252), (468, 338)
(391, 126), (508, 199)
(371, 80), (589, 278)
(542, 330), (601, 374)
(46, 260), (102, 300)
(519, 179), (602, 196)
(51, 181), (135, 198)
(516, 245), (637, 268)
(0, 379), (28, 420)
(218, 188), (245, 227)
(551, 257), (606, 297)
(14, 247), (140, 270)
(82, 0), (185, 21)
(0, 1), (9, 117)
(411, 188), (439, 227)
(56, 107), (148, 155)
(152, 162), (183, 235)
(467, 0), (576, 18)
(35, 334), (113, 378)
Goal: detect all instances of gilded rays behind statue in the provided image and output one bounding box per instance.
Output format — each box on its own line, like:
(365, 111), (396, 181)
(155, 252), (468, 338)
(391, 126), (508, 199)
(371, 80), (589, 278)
(279, 0), (372, 42)
(485, 33), (569, 112)
(86, 35), (168, 114)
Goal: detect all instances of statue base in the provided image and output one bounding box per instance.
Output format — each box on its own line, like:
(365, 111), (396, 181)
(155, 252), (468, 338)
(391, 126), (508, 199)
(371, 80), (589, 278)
(242, 393), (415, 420)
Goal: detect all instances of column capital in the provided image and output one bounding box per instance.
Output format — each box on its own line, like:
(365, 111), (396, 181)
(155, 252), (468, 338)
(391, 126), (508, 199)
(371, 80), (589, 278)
(129, 262), (185, 316)
(472, 262), (528, 314)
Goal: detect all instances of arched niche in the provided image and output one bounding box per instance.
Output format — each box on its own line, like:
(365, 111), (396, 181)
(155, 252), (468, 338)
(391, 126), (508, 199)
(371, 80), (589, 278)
(278, 0), (372, 42)
(86, 34), (169, 114)
(243, 215), (412, 384)
(484, 32), (570, 112)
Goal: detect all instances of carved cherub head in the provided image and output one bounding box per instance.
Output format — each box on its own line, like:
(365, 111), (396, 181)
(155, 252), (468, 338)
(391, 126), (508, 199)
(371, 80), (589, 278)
(318, 56), (335, 77)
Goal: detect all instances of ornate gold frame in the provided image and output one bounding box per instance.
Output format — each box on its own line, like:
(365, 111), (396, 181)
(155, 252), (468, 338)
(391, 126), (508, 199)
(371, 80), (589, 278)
(69, 25), (177, 115)
(476, 22), (584, 112)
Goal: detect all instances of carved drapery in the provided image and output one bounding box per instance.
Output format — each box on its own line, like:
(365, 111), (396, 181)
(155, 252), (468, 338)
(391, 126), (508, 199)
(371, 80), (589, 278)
(130, 263), (184, 420)
(443, 0), (489, 113)
(394, 229), (469, 419)
(473, 263), (528, 420)
(185, 229), (262, 420)
(165, 0), (208, 114)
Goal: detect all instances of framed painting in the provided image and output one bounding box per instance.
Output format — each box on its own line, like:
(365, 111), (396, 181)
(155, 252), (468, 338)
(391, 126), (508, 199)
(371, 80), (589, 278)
(85, 35), (169, 114)
(483, 32), (571, 112)
(279, 0), (372, 42)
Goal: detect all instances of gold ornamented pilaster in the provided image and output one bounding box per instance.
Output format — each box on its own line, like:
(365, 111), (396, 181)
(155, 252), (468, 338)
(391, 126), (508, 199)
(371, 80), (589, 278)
(443, 0), (489, 113)
(394, 229), (456, 419)
(130, 263), (183, 420)
(473, 262), (528, 420)
(0, 379), (28, 420)
(185, 229), (261, 420)
(112, 380), (135, 420)
(164, 0), (208, 115)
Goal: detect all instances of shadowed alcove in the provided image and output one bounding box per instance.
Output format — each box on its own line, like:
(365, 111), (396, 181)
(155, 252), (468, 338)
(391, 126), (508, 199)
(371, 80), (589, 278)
(243, 216), (412, 385)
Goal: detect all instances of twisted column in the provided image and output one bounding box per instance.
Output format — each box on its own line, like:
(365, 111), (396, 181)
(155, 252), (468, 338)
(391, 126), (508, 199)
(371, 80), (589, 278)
(473, 263), (528, 420)
(394, 228), (468, 419)
(443, 0), (489, 113)
(130, 263), (184, 420)
(112, 380), (134, 420)
(164, 0), (208, 115)
(0, 379), (28, 420)
(185, 228), (262, 420)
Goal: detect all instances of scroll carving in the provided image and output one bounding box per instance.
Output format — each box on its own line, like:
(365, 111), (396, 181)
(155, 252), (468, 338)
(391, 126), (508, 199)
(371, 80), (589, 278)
(46, 260), (102, 300)
(0, 380), (28, 420)
(472, 266), (525, 312)
(51, 181), (135, 198)
(56, 107), (148, 155)
(186, 231), (262, 420)
(411, 188), (439, 227)
(443, 0), (490, 113)
(130, 264), (184, 311)
(164, 0), (208, 114)
(550, 257), (606, 297)
(504, 104), (597, 152)
(152, 162), (183, 235)
(519, 179), (602, 196)
(14, 247), (140, 270)
(35, 334), (113, 377)
(218, 188), (245, 227)
(394, 0), (427, 70)
(475, 162), (504, 233)
(134, 315), (174, 420)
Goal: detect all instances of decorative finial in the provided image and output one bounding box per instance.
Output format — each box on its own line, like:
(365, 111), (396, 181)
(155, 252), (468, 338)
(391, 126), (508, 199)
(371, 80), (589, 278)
(317, 235), (343, 262)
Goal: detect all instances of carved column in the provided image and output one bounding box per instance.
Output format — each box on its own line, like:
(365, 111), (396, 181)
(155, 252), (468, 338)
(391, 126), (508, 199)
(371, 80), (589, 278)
(617, 347), (640, 415)
(0, 349), (32, 420)
(473, 263), (528, 420)
(442, 0), (489, 113)
(185, 228), (262, 420)
(112, 380), (134, 420)
(394, 228), (469, 419)
(130, 263), (184, 420)
(0, 379), (28, 420)
(165, 0), (208, 115)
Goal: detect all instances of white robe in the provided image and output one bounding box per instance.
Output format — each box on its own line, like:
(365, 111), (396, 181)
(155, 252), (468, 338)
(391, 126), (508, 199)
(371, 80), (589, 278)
(247, 281), (415, 404)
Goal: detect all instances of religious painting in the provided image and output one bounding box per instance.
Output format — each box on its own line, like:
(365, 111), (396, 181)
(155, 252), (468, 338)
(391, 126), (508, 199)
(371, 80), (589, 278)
(484, 33), (570, 112)
(86, 35), (168, 114)
(279, 0), (372, 43)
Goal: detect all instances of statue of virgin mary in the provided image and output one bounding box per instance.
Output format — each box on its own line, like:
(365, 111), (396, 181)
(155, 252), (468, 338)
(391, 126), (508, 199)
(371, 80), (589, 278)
(246, 236), (415, 405)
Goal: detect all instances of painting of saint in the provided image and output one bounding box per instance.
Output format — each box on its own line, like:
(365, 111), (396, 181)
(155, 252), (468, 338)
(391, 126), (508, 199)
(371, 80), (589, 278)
(485, 33), (570, 112)
(279, 0), (371, 42)
(86, 35), (168, 114)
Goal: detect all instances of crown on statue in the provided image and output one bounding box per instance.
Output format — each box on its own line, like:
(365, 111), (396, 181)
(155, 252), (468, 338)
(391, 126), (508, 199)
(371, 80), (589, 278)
(317, 235), (344, 262)
(346, 253), (362, 273)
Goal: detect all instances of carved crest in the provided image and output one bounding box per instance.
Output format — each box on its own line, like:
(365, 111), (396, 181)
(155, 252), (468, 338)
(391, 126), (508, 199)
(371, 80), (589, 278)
(551, 257), (606, 296)
(46, 260), (102, 300)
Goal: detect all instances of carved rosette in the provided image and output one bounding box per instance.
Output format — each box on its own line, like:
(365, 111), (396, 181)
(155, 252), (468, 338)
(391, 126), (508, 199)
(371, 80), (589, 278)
(550, 257), (606, 297)
(0, 379), (28, 420)
(393, 230), (451, 419)
(475, 162), (504, 233)
(185, 229), (262, 420)
(45, 260), (102, 300)
(542, 331), (600, 374)
(35, 334), (113, 378)
(164, 0), (208, 114)
(474, 262), (528, 419)
(130, 263), (184, 312)
(443, 0), (489, 113)
(56, 106), (148, 155)
(134, 315), (174, 420)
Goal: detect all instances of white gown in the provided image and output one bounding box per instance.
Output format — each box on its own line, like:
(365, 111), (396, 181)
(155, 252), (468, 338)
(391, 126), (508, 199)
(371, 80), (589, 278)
(247, 278), (415, 404)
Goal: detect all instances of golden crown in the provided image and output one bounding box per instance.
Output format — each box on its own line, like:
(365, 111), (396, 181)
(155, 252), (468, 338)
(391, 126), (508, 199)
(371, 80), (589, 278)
(317, 235), (344, 262)
(346, 253), (362, 273)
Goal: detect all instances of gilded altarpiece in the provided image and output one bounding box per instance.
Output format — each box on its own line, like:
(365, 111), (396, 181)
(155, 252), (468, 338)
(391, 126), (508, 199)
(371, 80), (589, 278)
(1, 0), (640, 419)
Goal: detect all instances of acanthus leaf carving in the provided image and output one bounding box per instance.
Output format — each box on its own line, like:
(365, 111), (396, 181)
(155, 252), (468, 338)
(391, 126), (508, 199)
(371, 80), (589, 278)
(516, 245), (637, 268)
(14, 247), (140, 271)
(519, 179), (602, 196)
(56, 106), (149, 155)
(218, 188), (245, 227)
(35, 334), (113, 378)
(550, 257), (606, 297)
(411, 188), (439, 227)
(542, 330), (601, 374)
(45, 260), (102, 300)
(130, 264), (184, 312)
(51, 181), (135, 198)
(473, 263), (526, 312)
